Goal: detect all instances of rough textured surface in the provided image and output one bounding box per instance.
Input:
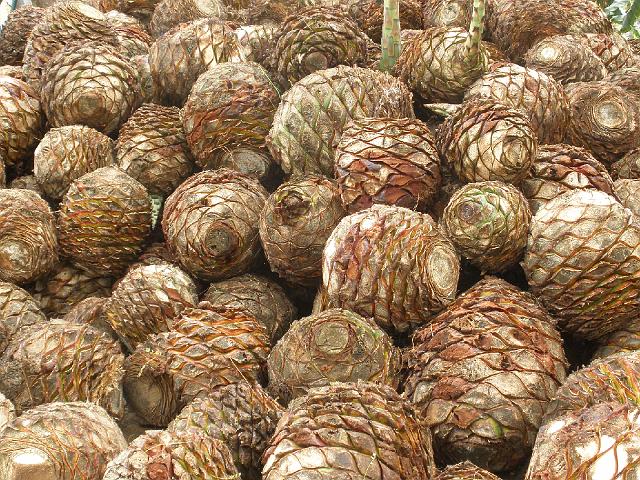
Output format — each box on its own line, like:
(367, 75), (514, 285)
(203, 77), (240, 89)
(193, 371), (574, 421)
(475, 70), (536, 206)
(405, 277), (568, 472)
(203, 274), (297, 343)
(612, 147), (640, 179)
(442, 181), (531, 273)
(596, 326), (640, 358)
(105, 10), (151, 58)
(8, 175), (43, 194)
(0, 6), (45, 66)
(335, 117), (441, 213)
(0, 402), (127, 480)
(422, 0), (472, 28)
(260, 176), (345, 287)
(268, 308), (401, 404)
(0, 189), (57, 285)
(216, 147), (281, 190)
(58, 167), (152, 276)
(131, 55), (158, 104)
(149, 0), (226, 38)
(582, 32), (639, 71)
(323, 204), (459, 335)
(0, 393), (15, 433)
(162, 169), (268, 282)
(615, 179), (640, 218)
(63, 296), (116, 338)
(436, 462), (501, 480)
(0, 282), (46, 353)
(167, 382), (283, 479)
(342, 0), (422, 43)
(523, 189), (640, 340)
(263, 382), (436, 480)
(267, 65), (414, 177)
(605, 66), (640, 101)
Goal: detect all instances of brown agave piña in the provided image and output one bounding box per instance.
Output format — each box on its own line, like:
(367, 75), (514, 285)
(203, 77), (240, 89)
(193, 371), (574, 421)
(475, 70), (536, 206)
(0, 282), (46, 354)
(0, 6), (44, 66)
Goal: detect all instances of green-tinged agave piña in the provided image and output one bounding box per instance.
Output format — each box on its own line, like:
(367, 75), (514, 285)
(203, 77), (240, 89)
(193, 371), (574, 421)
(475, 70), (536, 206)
(436, 98), (537, 183)
(8, 175), (43, 194)
(465, 63), (570, 144)
(582, 32), (639, 71)
(523, 189), (640, 340)
(612, 147), (640, 179)
(58, 167), (152, 276)
(103, 429), (240, 480)
(0, 6), (44, 66)
(124, 303), (270, 426)
(22, 1), (119, 88)
(526, 402), (640, 479)
(105, 263), (198, 351)
(0, 319), (125, 418)
(406, 277), (568, 472)
(442, 181), (531, 273)
(34, 125), (115, 201)
(522, 144), (615, 214)
(436, 462), (501, 480)
(615, 179), (640, 218)
(267, 308), (401, 404)
(323, 204), (459, 335)
(0, 190), (57, 285)
(268, 65), (414, 177)
(216, 147), (282, 190)
(63, 297), (116, 338)
(422, 0), (471, 28)
(203, 274), (296, 343)
(335, 117), (441, 213)
(344, 0), (422, 43)
(0, 76), (44, 169)
(0, 282), (46, 353)
(162, 169), (267, 282)
(167, 382), (282, 479)
(0, 393), (15, 432)
(183, 62), (280, 170)
(105, 10), (152, 58)
(524, 35), (607, 84)
(396, 0), (487, 102)
(149, 0), (226, 37)
(565, 81), (640, 164)
(41, 43), (141, 135)
(259, 176), (345, 287)
(117, 104), (193, 196)
(149, 18), (239, 106)
(270, 7), (370, 88)
(0, 402), (126, 480)
(263, 382), (436, 480)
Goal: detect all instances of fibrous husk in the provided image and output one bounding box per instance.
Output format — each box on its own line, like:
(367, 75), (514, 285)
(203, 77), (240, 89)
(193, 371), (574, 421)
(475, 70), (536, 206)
(323, 204), (459, 335)
(523, 189), (640, 340)
(148, 0), (226, 38)
(262, 382), (437, 480)
(105, 263), (198, 351)
(216, 147), (282, 190)
(595, 326), (640, 359)
(521, 143), (615, 214)
(605, 66), (640, 101)
(162, 169), (268, 282)
(41, 42), (141, 135)
(267, 65), (414, 177)
(524, 35), (607, 84)
(0, 282), (46, 353)
(233, 24), (278, 67)
(335, 117), (441, 213)
(183, 62), (280, 169)
(422, 0), (472, 29)
(267, 308), (401, 404)
(405, 277), (568, 472)
(148, 18), (239, 106)
(167, 382), (283, 479)
(116, 0), (160, 24)
(8, 175), (43, 194)
(343, 0), (422, 43)
(612, 147), (640, 179)
(0, 319), (125, 418)
(33, 125), (115, 201)
(103, 428), (240, 480)
(131, 55), (158, 104)
(436, 98), (537, 183)
(105, 10), (152, 57)
(117, 103), (194, 196)
(465, 63), (570, 144)
(582, 32), (640, 71)
(565, 81), (640, 164)
(436, 462), (501, 480)
(63, 296), (116, 338)
(526, 402), (640, 479)
(0, 402), (127, 480)
(0, 189), (57, 285)
(259, 176), (345, 287)
(0, 76), (45, 168)
(58, 166), (152, 276)
(0, 6), (45, 66)
(129, 242), (177, 269)
(202, 274), (296, 344)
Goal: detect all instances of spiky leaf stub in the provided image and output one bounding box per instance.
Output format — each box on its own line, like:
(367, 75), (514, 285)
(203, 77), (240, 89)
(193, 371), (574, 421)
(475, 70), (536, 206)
(0, 402), (127, 480)
(521, 144), (615, 214)
(442, 181), (531, 273)
(267, 308), (402, 403)
(437, 98), (537, 184)
(405, 277), (568, 472)
(267, 65), (414, 177)
(526, 402), (640, 479)
(263, 382), (436, 480)
(162, 169), (268, 282)
(260, 176), (346, 287)
(335, 117), (441, 213)
(167, 382), (283, 479)
(183, 62), (280, 170)
(322, 205), (459, 335)
(612, 147), (640, 179)
(0, 190), (58, 285)
(436, 462), (500, 480)
(465, 63), (570, 144)
(615, 179), (640, 218)
(0, 6), (45, 66)
(523, 189), (640, 340)
(0, 282), (46, 353)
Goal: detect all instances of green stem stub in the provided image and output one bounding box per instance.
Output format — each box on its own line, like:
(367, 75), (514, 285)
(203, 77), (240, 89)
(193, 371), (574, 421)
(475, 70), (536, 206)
(380, 0), (401, 72)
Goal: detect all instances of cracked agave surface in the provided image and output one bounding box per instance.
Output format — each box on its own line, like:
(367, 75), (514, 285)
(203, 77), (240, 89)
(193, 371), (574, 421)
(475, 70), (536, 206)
(405, 277), (568, 473)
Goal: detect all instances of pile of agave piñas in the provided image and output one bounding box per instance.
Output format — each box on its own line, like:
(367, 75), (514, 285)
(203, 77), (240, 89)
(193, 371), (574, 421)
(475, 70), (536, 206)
(1, 0), (640, 478)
